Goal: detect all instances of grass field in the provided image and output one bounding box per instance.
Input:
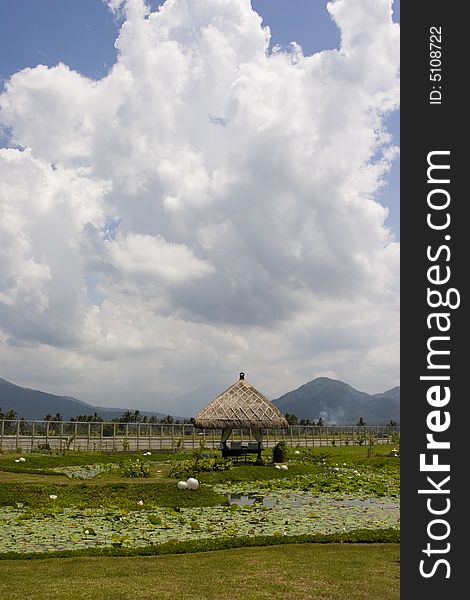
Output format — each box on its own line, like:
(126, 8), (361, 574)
(0, 543), (400, 600)
(0, 445), (399, 598)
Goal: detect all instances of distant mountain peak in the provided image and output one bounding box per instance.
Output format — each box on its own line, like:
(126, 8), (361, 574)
(0, 377), (178, 421)
(273, 377), (399, 425)
(1, 375), (399, 425)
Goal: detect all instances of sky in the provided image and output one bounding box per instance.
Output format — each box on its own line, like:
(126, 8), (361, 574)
(0, 0), (400, 416)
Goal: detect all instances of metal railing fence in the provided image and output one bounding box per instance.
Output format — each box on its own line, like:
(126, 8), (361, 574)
(0, 420), (400, 453)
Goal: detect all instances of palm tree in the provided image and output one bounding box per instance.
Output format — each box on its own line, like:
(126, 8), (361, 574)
(285, 413), (299, 425)
(4, 409), (17, 420)
(119, 410), (134, 423)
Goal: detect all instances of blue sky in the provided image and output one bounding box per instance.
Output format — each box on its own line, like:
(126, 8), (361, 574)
(0, 0), (399, 236)
(0, 1), (400, 409)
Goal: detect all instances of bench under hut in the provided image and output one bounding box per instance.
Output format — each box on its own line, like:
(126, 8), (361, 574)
(194, 372), (288, 463)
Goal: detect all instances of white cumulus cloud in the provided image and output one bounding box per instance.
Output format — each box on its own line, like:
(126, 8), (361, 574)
(0, 0), (399, 412)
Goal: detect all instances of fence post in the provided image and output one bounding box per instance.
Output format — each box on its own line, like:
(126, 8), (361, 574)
(46, 421), (49, 447)
(0, 420), (3, 450)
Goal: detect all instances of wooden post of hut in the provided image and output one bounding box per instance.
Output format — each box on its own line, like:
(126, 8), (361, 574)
(193, 372), (288, 464)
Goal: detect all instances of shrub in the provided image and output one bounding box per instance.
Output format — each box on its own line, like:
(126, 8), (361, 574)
(169, 456), (233, 478)
(120, 459), (150, 478)
(300, 450), (330, 465)
(272, 441), (288, 463)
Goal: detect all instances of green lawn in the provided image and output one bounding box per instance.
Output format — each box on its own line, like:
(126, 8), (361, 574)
(0, 543), (400, 600)
(0, 446), (399, 558)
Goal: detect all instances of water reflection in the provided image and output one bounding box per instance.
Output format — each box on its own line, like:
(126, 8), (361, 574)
(227, 493), (397, 510)
(227, 493), (276, 508)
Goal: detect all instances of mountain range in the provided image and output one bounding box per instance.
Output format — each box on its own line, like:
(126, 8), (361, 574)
(273, 377), (399, 425)
(0, 378), (171, 421)
(1, 376), (399, 424)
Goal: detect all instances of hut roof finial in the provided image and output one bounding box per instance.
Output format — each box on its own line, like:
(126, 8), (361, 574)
(239, 372), (245, 380)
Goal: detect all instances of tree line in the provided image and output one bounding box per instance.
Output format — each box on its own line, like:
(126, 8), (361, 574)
(1, 406), (398, 428)
(0, 407), (194, 425)
(284, 413), (398, 427)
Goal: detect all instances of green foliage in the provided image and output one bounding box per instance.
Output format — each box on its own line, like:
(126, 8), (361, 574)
(272, 441), (288, 463)
(0, 446), (399, 560)
(148, 514), (162, 525)
(168, 455), (233, 479)
(218, 464), (400, 498)
(0, 481), (226, 509)
(284, 413), (299, 425)
(119, 459), (150, 478)
(0, 451), (151, 474)
(52, 463), (118, 480)
(295, 449), (330, 465)
(0, 529), (399, 561)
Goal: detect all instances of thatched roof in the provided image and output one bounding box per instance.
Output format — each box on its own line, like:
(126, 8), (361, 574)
(194, 373), (289, 429)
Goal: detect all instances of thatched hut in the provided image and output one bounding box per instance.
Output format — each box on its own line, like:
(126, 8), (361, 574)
(194, 372), (288, 462)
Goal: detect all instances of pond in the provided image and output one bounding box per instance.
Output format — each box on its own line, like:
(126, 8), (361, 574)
(227, 493), (276, 508)
(0, 488), (399, 555)
(227, 492), (398, 510)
